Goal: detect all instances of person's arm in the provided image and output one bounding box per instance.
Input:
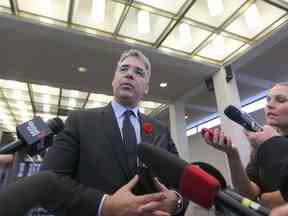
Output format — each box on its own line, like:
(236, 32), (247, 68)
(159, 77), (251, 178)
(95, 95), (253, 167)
(260, 191), (286, 209)
(0, 155), (14, 163)
(202, 128), (261, 199)
(41, 111), (105, 215)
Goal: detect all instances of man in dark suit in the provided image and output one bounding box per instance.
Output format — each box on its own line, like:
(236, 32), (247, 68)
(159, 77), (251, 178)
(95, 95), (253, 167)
(41, 49), (187, 216)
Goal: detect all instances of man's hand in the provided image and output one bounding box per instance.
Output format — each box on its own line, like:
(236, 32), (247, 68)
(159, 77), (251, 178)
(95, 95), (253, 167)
(270, 203), (288, 216)
(102, 175), (170, 216)
(259, 191), (285, 209)
(150, 177), (178, 214)
(245, 125), (280, 148)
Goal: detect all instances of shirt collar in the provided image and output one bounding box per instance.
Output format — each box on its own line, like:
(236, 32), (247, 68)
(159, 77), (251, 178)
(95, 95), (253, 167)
(111, 100), (139, 119)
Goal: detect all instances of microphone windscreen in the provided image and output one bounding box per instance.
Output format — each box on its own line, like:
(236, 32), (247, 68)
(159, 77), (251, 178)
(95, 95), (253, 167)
(0, 171), (60, 215)
(192, 161), (227, 189)
(47, 117), (64, 134)
(138, 143), (187, 188)
(180, 165), (220, 209)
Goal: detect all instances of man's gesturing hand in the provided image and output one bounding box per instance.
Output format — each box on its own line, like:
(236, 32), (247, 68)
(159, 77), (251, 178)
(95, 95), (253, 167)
(102, 175), (170, 216)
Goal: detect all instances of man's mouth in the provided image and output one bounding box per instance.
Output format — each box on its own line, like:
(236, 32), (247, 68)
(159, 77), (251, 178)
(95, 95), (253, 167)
(121, 83), (134, 89)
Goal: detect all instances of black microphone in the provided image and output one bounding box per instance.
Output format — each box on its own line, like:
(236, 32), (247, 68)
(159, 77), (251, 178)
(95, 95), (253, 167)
(0, 116), (64, 155)
(138, 143), (263, 216)
(224, 105), (263, 132)
(193, 162), (270, 216)
(0, 171), (72, 215)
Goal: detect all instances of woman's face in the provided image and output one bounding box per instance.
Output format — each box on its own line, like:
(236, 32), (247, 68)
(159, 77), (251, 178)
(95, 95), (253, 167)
(265, 84), (288, 130)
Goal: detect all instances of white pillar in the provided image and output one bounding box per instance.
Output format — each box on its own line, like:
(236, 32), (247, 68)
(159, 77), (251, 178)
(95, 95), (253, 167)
(169, 100), (190, 161)
(213, 67), (251, 166)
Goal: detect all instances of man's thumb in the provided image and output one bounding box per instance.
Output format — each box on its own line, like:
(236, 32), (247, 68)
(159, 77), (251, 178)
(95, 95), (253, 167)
(125, 175), (139, 190)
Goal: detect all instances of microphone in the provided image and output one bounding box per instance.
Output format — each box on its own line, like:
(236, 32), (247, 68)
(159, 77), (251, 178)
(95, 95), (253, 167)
(193, 162), (270, 216)
(0, 116), (64, 155)
(138, 143), (264, 216)
(224, 105), (263, 132)
(0, 171), (71, 215)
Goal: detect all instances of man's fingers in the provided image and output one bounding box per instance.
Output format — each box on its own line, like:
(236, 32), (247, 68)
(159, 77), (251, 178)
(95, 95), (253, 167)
(137, 192), (166, 204)
(151, 211), (171, 216)
(153, 178), (168, 192)
(138, 201), (164, 213)
(124, 175), (139, 190)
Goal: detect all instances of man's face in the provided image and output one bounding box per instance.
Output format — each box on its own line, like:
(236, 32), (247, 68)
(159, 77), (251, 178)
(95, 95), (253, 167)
(112, 56), (149, 107)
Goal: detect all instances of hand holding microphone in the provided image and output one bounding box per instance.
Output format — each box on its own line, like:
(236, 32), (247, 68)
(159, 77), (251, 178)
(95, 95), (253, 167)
(201, 128), (238, 157)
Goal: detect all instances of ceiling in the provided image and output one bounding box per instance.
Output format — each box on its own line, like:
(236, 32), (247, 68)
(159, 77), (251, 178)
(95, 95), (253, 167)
(0, 0), (288, 132)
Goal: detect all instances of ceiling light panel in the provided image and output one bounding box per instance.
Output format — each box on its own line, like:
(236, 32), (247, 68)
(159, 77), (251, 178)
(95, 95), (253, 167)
(33, 93), (59, 106)
(60, 97), (84, 109)
(139, 101), (162, 109)
(2, 89), (30, 101)
(0, 79), (28, 91)
(18, 0), (70, 21)
(73, 0), (125, 33)
(185, 0), (246, 27)
(85, 101), (105, 109)
(198, 33), (245, 61)
(225, 0), (286, 39)
(31, 84), (60, 96)
(162, 22), (212, 53)
(88, 93), (113, 103)
(0, 0), (10, 7)
(7, 99), (33, 110)
(35, 103), (58, 114)
(119, 7), (170, 43)
(134, 0), (186, 14)
(61, 89), (88, 99)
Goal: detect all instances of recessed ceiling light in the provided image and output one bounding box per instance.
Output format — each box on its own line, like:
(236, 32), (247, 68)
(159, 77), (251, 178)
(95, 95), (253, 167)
(160, 82), (167, 88)
(77, 67), (88, 73)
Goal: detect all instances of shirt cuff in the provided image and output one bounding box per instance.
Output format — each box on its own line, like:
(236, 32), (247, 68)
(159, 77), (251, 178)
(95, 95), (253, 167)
(172, 190), (184, 215)
(97, 194), (108, 216)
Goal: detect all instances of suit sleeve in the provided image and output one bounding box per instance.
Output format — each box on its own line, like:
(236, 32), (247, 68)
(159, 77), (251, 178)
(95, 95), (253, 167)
(41, 111), (104, 216)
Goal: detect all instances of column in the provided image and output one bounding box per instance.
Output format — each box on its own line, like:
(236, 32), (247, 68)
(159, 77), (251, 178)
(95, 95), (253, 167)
(169, 100), (190, 161)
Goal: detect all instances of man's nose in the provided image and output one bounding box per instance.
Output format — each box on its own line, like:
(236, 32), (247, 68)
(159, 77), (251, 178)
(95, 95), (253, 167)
(125, 69), (135, 79)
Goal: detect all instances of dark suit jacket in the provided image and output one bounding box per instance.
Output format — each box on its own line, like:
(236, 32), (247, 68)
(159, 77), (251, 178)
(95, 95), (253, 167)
(41, 103), (187, 215)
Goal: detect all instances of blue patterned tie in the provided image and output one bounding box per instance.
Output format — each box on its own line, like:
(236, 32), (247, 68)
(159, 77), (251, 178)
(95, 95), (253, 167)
(122, 110), (137, 177)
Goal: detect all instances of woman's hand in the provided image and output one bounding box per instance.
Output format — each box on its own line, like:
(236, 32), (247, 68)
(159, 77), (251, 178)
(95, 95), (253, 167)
(245, 125), (280, 149)
(201, 128), (238, 157)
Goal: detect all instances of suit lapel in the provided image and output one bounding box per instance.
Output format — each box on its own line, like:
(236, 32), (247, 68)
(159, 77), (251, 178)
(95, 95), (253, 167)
(140, 113), (167, 147)
(139, 114), (154, 145)
(101, 103), (130, 179)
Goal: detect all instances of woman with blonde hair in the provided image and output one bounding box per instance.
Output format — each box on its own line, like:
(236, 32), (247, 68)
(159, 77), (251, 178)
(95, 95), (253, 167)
(202, 82), (288, 209)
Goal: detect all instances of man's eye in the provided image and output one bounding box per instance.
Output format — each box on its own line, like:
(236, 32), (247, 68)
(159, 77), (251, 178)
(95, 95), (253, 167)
(135, 69), (145, 77)
(119, 66), (128, 72)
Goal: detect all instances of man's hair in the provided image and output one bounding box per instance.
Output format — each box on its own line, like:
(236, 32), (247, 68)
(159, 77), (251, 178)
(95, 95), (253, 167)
(117, 49), (151, 81)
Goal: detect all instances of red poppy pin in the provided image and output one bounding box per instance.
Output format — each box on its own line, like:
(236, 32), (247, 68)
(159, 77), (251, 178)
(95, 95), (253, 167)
(143, 122), (153, 134)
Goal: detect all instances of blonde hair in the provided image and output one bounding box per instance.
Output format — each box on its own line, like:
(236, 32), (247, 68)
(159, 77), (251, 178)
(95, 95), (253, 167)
(117, 49), (151, 81)
(274, 82), (288, 87)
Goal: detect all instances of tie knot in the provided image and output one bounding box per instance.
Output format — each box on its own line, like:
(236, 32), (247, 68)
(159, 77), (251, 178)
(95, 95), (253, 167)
(124, 110), (134, 118)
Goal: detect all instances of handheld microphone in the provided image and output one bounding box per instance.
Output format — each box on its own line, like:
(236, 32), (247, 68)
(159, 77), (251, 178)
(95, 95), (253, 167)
(224, 105), (263, 132)
(193, 162), (270, 216)
(0, 116), (64, 155)
(138, 144), (263, 216)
